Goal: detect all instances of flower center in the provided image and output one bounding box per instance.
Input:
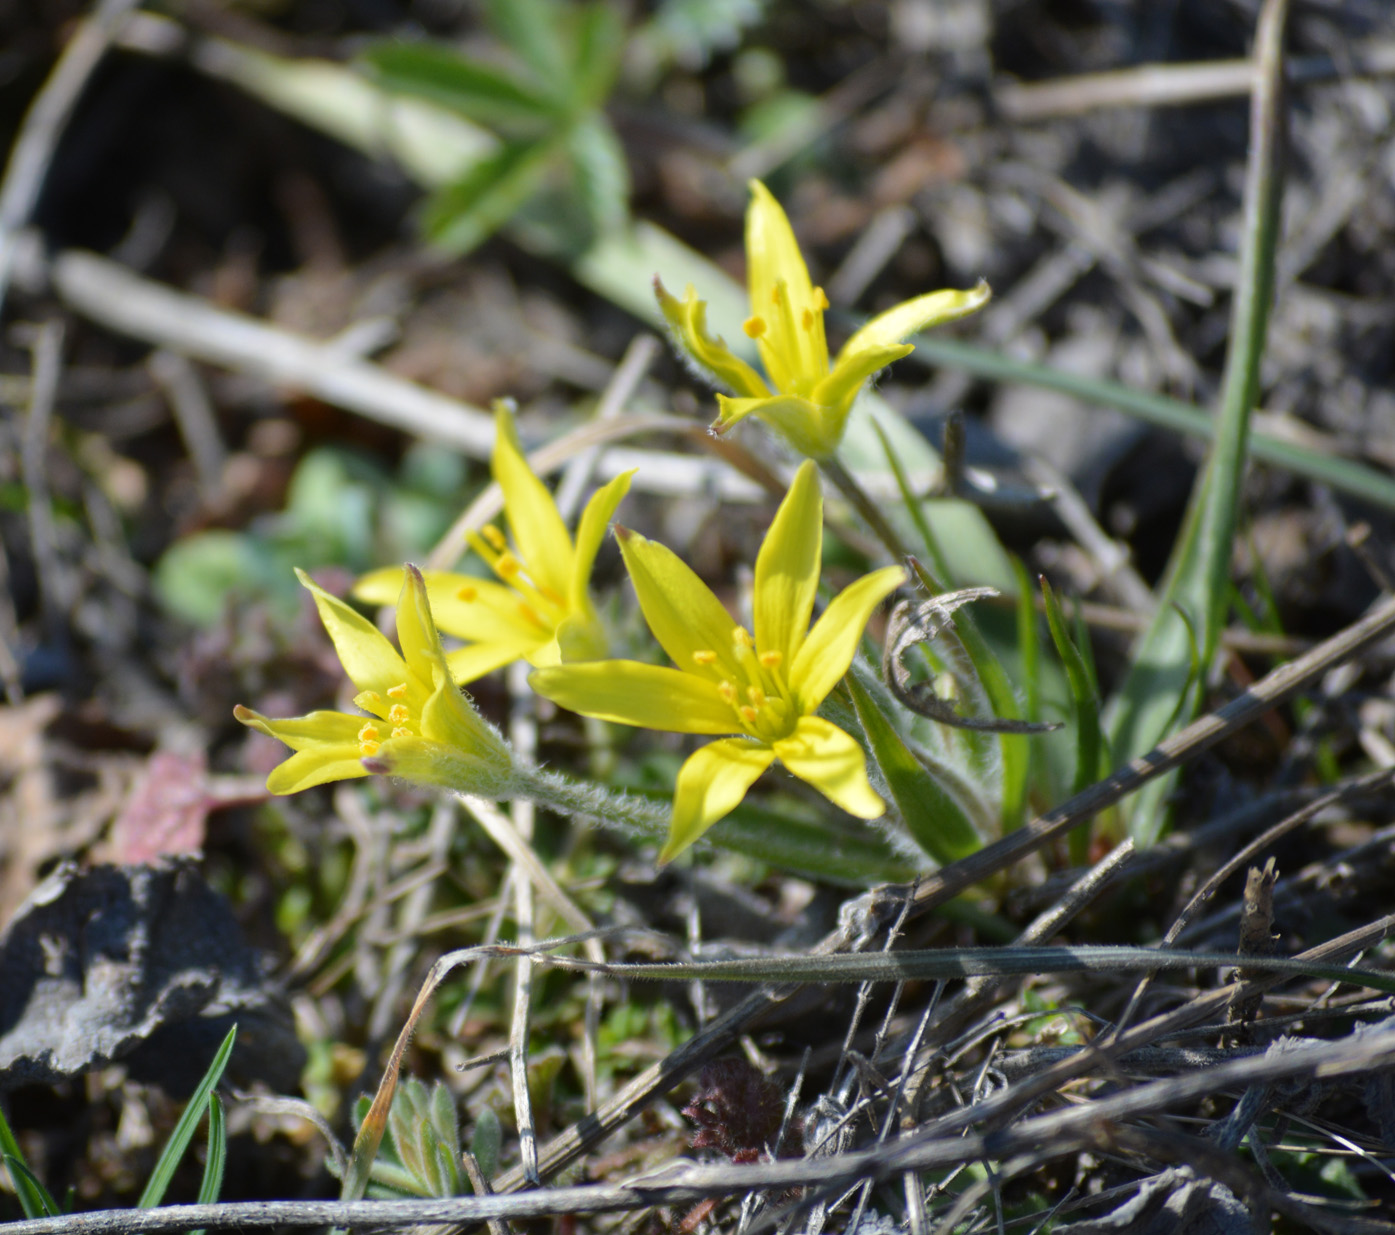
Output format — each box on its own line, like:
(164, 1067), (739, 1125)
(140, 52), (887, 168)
(697, 628), (793, 744)
(743, 282), (830, 397)
(464, 524), (566, 635)
(354, 681), (418, 756)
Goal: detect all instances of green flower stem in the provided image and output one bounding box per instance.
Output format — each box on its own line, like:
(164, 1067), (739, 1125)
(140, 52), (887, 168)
(511, 762), (670, 840)
(820, 454), (912, 565)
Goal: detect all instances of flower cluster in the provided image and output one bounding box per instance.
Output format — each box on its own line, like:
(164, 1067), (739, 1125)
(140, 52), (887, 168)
(237, 180), (988, 864)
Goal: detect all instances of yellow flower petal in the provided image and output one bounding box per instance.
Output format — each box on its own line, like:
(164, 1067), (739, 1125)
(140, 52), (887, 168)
(655, 279), (769, 399)
(715, 393), (836, 460)
(839, 280), (991, 358)
(773, 715), (883, 819)
(352, 564), (409, 605)
(395, 565), (442, 678)
(419, 676), (510, 769)
(615, 528), (742, 681)
(812, 342), (912, 422)
(427, 574), (551, 646)
(553, 612), (607, 665)
(712, 393), (780, 432)
(745, 181), (825, 388)
(492, 402), (573, 603)
(235, 706), (370, 795)
(530, 661), (738, 734)
(662, 738), (777, 863)
(790, 564), (906, 712)
(753, 460), (821, 670)
(235, 705), (364, 750)
(267, 749), (371, 794)
(446, 638), (542, 683)
(295, 568), (406, 696)
(569, 469), (634, 615)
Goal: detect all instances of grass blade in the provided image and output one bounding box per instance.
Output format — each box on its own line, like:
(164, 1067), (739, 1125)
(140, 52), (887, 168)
(187, 1094), (227, 1235)
(0, 1102), (62, 1218)
(1041, 576), (1106, 861)
(196, 1095), (226, 1205)
(900, 334), (1395, 512)
(1106, 0), (1290, 844)
(138, 1023), (237, 1209)
(2, 1156), (61, 1219)
(1041, 576), (1104, 800)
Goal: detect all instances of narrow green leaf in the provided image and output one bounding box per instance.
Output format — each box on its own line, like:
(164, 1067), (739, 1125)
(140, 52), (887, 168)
(847, 666), (985, 866)
(1010, 555), (1041, 808)
(1106, 0), (1289, 845)
(2, 1155), (60, 1220)
(343, 1097), (393, 1201)
(869, 417), (953, 585)
(709, 794), (917, 885)
(139, 1024), (238, 1209)
(0, 1101), (62, 1220)
(423, 139), (557, 255)
(1041, 577), (1103, 800)
(903, 334), (1395, 512)
(362, 42), (561, 128)
(187, 1094), (227, 1235)
(1040, 577), (1104, 863)
(196, 1097), (226, 1206)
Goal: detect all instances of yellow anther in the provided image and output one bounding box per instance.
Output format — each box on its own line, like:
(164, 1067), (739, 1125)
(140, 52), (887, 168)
(386, 683), (408, 699)
(358, 723), (381, 743)
(801, 308), (815, 331)
(743, 315), (767, 339)
(391, 726), (412, 740)
(739, 706), (759, 725)
(389, 704), (410, 725)
(358, 690), (383, 709)
(482, 525), (508, 552)
(359, 739), (381, 757)
(692, 650), (718, 666)
(717, 681), (737, 704)
(496, 553), (521, 578)
(747, 686), (767, 708)
(457, 585), (478, 603)
(733, 627), (753, 649)
(812, 287), (829, 311)
(759, 650), (783, 669)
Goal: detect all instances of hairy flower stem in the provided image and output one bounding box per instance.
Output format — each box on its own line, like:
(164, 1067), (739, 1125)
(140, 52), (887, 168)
(511, 761), (670, 840)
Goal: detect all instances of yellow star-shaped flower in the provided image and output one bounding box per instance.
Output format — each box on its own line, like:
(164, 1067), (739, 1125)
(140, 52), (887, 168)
(530, 461), (905, 862)
(236, 566), (512, 795)
(355, 402), (633, 683)
(656, 180), (990, 459)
